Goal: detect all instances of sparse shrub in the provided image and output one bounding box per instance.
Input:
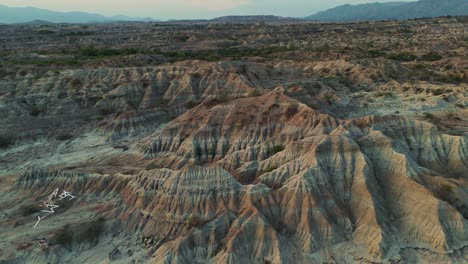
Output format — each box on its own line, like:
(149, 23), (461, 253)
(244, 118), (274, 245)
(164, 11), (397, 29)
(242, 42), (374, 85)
(79, 45), (140, 57)
(55, 198), (73, 210)
(399, 28), (412, 34)
(0, 133), (15, 149)
(75, 217), (105, 244)
(155, 97), (170, 107)
(187, 215), (204, 228)
(19, 204), (41, 216)
(16, 242), (32, 251)
(387, 52), (417, 61)
(268, 145), (285, 156)
(383, 92), (395, 98)
(38, 29), (54, 35)
(99, 107), (114, 116)
(432, 88), (445, 96)
(376, 91), (395, 98)
(437, 184), (454, 197)
(57, 133), (73, 141)
(414, 63), (426, 70)
(265, 65), (274, 75)
(248, 89), (262, 97)
(446, 112), (461, 120)
(218, 92), (229, 102)
(366, 49), (384, 58)
(324, 92), (335, 102)
(436, 74), (463, 84)
(263, 166), (277, 174)
(420, 52), (442, 61)
(270, 182), (282, 190)
(424, 112), (435, 119)
(30, 105), (43, 116)
(146, 163), (160, 170)
(185, 100), (199, 109)
(54, 225), (73, 246)
(285, 102), (299, 117)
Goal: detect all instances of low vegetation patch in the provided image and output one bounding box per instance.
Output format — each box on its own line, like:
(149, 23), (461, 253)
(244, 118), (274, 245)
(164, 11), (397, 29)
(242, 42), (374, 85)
(99, 107), (115, 116)
(424, 112), (436, 120)
(79, 45), (141, 57)
(54, 225), (73, 246)
(285, 102), (299, 117)
(420, 52), (442, 61)
(57, 133), (73, 141)
(155, 97), (171, 107)
(187, 215), (204, 228)
(435, 74), (463, 84)
(263, 166), (277, 174)
(0, 133), (15, 149)
(386, 52), (417, 61)
(76, 217), (105, 244)
(18, 204), (41, 216)
(30, 105), (44, 116)
(248, 89), (262, 97)
(54, 217), (106, 247)
(268, 145), (285, 156)
(185, 100), (199, 109)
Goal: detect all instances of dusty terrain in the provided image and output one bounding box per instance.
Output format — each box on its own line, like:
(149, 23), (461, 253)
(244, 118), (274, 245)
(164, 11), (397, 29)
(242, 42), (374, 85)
(0, 17), (467, 264)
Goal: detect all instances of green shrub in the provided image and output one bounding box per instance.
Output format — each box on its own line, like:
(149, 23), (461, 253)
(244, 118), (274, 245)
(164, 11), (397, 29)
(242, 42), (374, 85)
(380, 91), (395, 98)
(263, 166), (277, 174)
(30, 105), (43, 116)
(38, 29), (54, 35)
(441, 184), (453, 195)
(0, 133), (15, 149)
(75, 217), (105, 244)
(436, 74), (463, 84)
(19, 204), (41, 216)
(54, 225), (73, 246)
(268, 145), (285, 156)
(185, 100), (199, 109)
(285, 102), (299, 117)
(399, 28), (412, 34)
(270, 182), (282, 190)
(265, 65), (274, 74)
(187, 215), (204, 228)
(99, 107), (114, 116)
(420, 52), (442, 61)
(79, 45), (140, 57)
(57, 133), (73, 141)
(414, 63), (426, 69)
(387, 52), (417, 61)
(155, 97), (170, 107)
(366, 49), (384, 58)
(248, 89), (262, 97)
(424, 112), (435, 119)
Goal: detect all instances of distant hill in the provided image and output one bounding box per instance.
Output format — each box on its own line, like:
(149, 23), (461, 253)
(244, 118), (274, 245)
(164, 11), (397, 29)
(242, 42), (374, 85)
(306, 0), (468, 22)
(165, 15), (299, 24)
(209, 15), (298, 23)
(0, 4), (158, 24)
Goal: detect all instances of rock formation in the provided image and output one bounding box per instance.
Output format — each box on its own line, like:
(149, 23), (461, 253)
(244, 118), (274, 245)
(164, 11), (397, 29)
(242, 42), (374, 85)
(0, 16), (466, 264)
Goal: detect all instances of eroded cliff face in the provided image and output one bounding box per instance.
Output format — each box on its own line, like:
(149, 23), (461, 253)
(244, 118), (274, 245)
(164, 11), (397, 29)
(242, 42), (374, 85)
(2, 76), (466, 263)
(1, 19), (468, 264)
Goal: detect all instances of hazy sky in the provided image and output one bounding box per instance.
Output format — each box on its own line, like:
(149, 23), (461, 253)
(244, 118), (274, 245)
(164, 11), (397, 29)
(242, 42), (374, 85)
(0, 0), (412, 19)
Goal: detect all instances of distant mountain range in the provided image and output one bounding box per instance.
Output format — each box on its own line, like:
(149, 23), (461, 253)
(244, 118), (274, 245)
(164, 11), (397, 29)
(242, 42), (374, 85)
(0, 4), (158, 23)
(167, 15), (299, 24)
(1, 0), (467, 24)
(306, 0), (468, 22)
